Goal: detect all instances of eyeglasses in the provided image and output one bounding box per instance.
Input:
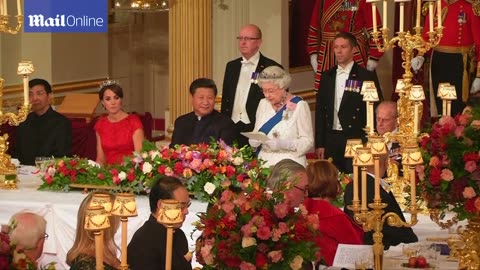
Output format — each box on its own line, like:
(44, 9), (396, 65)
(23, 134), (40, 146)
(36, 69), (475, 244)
(236, 36), (260, 41)
(180, 201), (192, 209)
(294, 185), (308, 193)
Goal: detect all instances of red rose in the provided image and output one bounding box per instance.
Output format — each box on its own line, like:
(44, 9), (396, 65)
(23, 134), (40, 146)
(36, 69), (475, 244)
(97, 173), (105, 180)
(174, 162), (183, 175)
(69, 159), (77, 166)
(225, 165), (236, 178)
(157, 165), (166, 174)
(465, 198), (478, 213)
(429, 168), (442, 186)
(255, 252), (268, 267)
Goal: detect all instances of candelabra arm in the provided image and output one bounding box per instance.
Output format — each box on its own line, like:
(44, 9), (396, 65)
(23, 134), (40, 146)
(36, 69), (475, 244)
(382, 210), (419, 228)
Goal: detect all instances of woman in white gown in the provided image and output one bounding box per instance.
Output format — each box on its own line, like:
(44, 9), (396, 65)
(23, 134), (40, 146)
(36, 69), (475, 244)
(249, 66), (314, 167)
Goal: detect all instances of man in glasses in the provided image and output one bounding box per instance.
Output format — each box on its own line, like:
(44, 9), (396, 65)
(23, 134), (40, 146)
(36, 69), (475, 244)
(128, 176), (192, 270)
(221, 24), (282, 147)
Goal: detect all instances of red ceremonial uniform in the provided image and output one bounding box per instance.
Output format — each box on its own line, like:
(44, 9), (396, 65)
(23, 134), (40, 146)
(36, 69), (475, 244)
(422, 0), (480, 116)
(307, 0), (384, 90)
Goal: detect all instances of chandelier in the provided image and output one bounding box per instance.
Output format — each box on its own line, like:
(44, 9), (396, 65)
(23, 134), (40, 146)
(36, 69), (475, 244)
(114, 0), (170, 12)
(0, 0), (23, 34)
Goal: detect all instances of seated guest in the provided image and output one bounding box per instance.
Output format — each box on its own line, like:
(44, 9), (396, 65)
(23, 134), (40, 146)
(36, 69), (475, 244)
(95, 81), (144, 166)
(249, 66), (313, 167)
(8, 212), (47, 263)
(66, 191), (120, 270)
(343, 154), (418, 249)
(14, 78), (72, 165)
(128, 176), (192, 270)
(170, 78), (237, 147)
(303, 160), (364, 266)
(268, 159), (308, 207)
(375, 101), (402, 177)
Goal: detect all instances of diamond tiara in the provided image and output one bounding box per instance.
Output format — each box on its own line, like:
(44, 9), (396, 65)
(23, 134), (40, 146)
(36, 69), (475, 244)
(257, 72), (285, 80)
(99, 79), (119, 90)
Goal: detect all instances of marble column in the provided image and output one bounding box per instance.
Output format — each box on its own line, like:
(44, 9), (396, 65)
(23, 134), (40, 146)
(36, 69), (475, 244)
(167, 0), (213, 137)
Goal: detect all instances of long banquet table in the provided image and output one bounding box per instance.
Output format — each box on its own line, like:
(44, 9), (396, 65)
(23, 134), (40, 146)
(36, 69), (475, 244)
(0, 166), (464, 269)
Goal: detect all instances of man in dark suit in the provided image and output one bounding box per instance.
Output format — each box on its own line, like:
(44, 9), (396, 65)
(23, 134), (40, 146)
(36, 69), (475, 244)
(221, 24), (282, 147)
(171, 78), (238, 147)
(343, 154), (418, 249)
(128, 176), (192, 270)
(315, 32), (382, 173)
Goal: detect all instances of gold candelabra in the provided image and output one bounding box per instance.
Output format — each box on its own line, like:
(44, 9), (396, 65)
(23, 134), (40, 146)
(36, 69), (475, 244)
(0, 61), (34, 189)
(0, 0), (23, 34)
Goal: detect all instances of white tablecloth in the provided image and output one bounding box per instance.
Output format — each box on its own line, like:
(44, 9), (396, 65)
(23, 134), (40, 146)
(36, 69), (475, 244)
(0, 166), (207, 269)
(0, 167), (464, 269)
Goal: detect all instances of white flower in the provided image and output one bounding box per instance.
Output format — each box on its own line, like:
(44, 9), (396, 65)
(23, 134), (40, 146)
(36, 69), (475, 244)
(142, 162), (153, 174)
(232, 156), (244, 166)
(241, 237), (257, 248)
(203, 182), (216, 195)
(87, 159), (101, 167)
(150, 150), (160, 159)
(118, 171), (127, 181)
(142, 152), (149, 159)
(46, 166), (56, 176)
(290, 255), (304, 270)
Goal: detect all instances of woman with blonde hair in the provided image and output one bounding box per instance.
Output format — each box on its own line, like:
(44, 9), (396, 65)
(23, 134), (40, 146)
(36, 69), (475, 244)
(66, 191), (121, 270)
(304, 160), (363, 267)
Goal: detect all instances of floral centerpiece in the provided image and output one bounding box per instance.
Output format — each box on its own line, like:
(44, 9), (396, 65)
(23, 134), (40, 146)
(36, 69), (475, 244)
(38, 140), (267, 203)
(416, 106), (480, 222)
(195, 181), (320, 269)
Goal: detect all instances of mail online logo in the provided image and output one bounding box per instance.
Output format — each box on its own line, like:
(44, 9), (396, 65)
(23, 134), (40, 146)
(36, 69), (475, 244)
(24, 0), (107, 33)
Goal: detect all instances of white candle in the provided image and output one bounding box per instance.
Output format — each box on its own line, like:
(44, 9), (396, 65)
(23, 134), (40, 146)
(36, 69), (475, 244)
(416, 0), (421, 28)
(437, 0), (442, 28)
(399, 3), (405, 32)
(374, 158), (380, 201)
(361, 168), (368, 210)
(17, 0), (21, 16)
(353, 166), (359, 203)
(23, 76), (29, 105)
(372, 4), (378, 32)
(429, 2), (434, 32)
(383, 0), (387, 30)
(414, 102), (419, 134)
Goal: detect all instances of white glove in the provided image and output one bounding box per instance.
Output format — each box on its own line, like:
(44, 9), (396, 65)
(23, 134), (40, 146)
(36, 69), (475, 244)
(470, 78), (480, 94)
(366, 59), (378, 71)
(310, 54), (318, 72)
(264, 139), (296, 151)
(249, 139), (262, 148)
(411, 56), (425, 72)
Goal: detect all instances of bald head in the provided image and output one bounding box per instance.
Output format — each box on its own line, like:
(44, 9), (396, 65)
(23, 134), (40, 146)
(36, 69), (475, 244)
(9, 212), (46, 261)
(376, 101), (398, 135)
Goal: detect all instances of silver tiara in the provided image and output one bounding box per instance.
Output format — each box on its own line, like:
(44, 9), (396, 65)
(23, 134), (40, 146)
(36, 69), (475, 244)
(257, 72), (285, 80)
(99, 79), (119, 90)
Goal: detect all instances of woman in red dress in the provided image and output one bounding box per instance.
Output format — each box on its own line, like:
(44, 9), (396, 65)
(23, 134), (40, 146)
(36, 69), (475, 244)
(304, 160), (364, 266)
(94, 81), (144, 166)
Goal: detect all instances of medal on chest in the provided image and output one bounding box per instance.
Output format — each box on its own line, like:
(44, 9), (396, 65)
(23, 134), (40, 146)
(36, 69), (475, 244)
(340, 0), (359, 11)
(458, 10), (467, 24)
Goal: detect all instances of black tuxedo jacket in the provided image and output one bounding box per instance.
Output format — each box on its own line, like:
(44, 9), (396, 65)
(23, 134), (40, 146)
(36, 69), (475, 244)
(170, 110), (238, 148)
(315, 62), (382, 148)
(221, 53), (282, 135)
(127, 215), (192, 270)
(343, 174), (418, 249)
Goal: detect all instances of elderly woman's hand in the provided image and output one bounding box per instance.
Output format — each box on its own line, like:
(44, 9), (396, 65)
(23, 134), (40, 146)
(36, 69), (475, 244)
(265, 139), (296, 151)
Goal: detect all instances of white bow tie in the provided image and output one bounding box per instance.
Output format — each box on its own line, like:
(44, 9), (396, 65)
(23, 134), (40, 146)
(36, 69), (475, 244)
(337, 66), (349, 75)
(241, 60), (254, 66)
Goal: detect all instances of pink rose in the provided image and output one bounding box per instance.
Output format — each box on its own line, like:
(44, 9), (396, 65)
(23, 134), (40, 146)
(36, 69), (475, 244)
(441, 169), (454, 181)
(221, 201), (235, 214)
(454, 126), (465, 138)
(239, 262), (256, 270)
(274, 202), (289, 219)
(463, 187), (477, 199)
(457, 113), (471, 126)
(256, 226), (271, 240)
(268, 250), (283, 263)
(465, 161), (477, 173)
(416, 165), (425, 181)
(429, 156), (441, 167)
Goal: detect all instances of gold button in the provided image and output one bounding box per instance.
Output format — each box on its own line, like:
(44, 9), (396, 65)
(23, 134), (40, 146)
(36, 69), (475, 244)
(353, 116), (356, 119)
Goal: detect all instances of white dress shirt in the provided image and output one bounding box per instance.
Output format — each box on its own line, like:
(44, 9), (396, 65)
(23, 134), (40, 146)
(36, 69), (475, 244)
(231, 51), (260, 124)
(333, 61), (354, 130)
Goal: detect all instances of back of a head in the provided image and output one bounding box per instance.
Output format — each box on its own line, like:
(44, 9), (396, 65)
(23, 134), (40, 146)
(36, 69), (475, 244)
(29, 78), (52, 94)
(9, 212), (46, 251)
(149, 176), (184, 213)
(257, 66), (291, 90)
(67, 191), (119, 266)
(306, 160), (340, 199)
(268, 159), (305, 190)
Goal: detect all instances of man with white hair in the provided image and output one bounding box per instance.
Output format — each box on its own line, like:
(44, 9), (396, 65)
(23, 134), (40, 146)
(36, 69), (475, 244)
(9, 212), (47, 263)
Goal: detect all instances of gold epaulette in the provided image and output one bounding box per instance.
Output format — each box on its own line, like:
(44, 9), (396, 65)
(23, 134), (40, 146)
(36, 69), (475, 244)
(472, 0), (480, 16)
(422, 2), (429, 16)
